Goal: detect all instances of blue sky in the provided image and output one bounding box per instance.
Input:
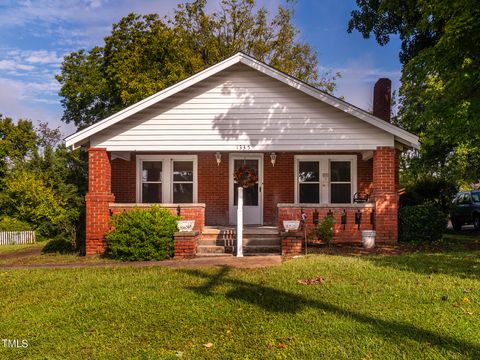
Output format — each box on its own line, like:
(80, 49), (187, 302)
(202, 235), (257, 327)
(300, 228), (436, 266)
(0, 0), (402, 136)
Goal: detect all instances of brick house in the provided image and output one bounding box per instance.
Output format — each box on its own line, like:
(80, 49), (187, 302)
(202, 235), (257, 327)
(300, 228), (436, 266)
(65, 53), (419, 256)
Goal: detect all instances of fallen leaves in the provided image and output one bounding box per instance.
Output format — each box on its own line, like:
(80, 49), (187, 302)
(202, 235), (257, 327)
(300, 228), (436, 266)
(203, 342), (213, 349)
(297, 276), (325, 285)
(267, 342), (289, 349)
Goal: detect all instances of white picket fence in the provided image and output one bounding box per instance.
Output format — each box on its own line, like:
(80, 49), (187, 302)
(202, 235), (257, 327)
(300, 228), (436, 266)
(0, 231), (36, 245)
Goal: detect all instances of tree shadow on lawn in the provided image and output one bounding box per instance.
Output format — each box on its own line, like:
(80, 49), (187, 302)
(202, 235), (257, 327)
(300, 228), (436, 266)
(367, 251), (480, 279)
(180, 267), (480, 358)
(367, 231), (480, 279)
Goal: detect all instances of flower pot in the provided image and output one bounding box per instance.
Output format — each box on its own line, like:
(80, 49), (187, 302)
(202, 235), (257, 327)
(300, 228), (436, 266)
(361, 230), (376, 249)
(283, 220), (300, 232)
(177, 220), (195, 232)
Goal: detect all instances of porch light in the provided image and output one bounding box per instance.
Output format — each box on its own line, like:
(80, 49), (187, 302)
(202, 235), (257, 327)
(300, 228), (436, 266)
(215, 152), (222, 166)
(270, 152), (277, 167)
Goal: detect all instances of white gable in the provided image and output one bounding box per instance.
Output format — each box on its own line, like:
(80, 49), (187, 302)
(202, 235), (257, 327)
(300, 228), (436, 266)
(90, 63), (394, 151)
(66, 52), (419, 150)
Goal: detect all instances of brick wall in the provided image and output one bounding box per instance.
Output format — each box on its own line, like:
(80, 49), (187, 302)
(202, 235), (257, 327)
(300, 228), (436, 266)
(111, 157), (136, 203)
(86, 148), (115, 255)
(108, 151), (374, 227)
(263, 153), (295, 225)
(110, 204), (205, 233)
(373, 147), (398, 243)
(278, 206), (374, 243)
(198, 153), (229, 226)
(174, 231), (199, 258)
(281, 232), (303, 255)
(357, 154), (373, 195)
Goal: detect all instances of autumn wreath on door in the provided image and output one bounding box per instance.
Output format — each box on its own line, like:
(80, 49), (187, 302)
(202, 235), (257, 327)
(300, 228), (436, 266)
(234, 165), (258, 188)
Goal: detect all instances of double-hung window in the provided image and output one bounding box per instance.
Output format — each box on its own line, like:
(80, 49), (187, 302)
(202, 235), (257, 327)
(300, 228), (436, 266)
(137, 155), (197, 203)
(330, 161), (352, 203)
(295, 155), (356, 204)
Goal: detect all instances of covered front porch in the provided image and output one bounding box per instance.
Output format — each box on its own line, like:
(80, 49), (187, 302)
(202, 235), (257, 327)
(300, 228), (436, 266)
(85, 147), (397, 256)
(72, 53), (417, 257)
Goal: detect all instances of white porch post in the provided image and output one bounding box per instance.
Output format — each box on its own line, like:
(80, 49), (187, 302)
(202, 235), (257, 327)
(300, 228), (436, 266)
(237, 187), (244, 257)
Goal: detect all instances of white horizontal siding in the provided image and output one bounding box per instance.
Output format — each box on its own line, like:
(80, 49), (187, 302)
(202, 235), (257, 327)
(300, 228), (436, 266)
(91, 63), (394, 151)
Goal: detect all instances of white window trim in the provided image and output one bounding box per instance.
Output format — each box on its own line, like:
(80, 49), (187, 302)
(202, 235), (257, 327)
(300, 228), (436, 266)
(136, 155), (198, 203)
(294, 155), (357, 204)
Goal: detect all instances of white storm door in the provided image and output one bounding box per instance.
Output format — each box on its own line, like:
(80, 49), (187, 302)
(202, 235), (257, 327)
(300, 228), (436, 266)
(229, 154), (263, 225)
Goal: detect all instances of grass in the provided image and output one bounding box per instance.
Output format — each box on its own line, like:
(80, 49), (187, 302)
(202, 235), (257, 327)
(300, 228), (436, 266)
(0, 243), (43, 255)
(0, 234), (479, 359)
(0, 242), (116, 266)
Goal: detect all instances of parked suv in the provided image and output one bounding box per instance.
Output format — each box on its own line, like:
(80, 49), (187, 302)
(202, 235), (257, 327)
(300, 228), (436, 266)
(450, 191), (480, 230)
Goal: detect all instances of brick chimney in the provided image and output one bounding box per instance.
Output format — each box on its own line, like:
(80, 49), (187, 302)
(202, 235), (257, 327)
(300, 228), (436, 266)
(373, 78), (391, 122)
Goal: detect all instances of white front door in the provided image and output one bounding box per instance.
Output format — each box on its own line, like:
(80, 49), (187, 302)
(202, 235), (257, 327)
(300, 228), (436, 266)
(229, 154), (263, 225)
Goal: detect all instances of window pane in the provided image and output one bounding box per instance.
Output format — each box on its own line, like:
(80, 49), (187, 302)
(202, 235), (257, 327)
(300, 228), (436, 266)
(173, 183), (193, 203)
(142, 161), (162, 182)
(299, 184), (319, 203)
(234, 159), (258, 174)
(298, 161), (319, 182)
(142, 183), (162, 203)
(234, 183), (259, 206)
(472, 192), (480, 203)
(330, 161), (351, 182)
(173, 161), (193, 182)
(331, 183), (351, 203)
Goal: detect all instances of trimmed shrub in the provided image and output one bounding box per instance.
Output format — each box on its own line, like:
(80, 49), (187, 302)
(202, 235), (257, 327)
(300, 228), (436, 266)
(400, 178), (457, 213)
(0, 216), (32, 232)
(105, 206), (179, 261)
(399, 204), (448, 243)
(43, 236), (75, 254)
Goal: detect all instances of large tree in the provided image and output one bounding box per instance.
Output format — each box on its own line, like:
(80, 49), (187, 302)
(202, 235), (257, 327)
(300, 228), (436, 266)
(348, 0), (480, 186)
(0, 115), (37, 184)
(57, 0), (337, 130)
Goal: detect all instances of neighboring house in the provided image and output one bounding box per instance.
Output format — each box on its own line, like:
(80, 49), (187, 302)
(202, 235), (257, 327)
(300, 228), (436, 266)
(65, 52), (419, 256)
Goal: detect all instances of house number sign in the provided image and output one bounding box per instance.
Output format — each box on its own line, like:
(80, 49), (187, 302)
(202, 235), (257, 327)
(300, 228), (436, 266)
(236, 145), (253, 150)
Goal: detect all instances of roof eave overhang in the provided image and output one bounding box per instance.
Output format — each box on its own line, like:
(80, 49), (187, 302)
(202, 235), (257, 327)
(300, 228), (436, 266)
(65, 52), (420, 150)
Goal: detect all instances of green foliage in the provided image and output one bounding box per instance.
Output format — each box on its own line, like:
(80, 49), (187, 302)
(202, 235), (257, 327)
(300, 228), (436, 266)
(399, 204), (448, 243)
(0, 216), (32, 232)
(349, 0), (480, 185)
(0, 115), (37, 184)
(57, 0), (338, 129)
(309, 215), (335, 246)
(0, 118), (87, 249)
(42, 236), (75, 254)
(106, 206), (179, 261)
(0, 167), (82, 244)
(400, 177), (457, 213)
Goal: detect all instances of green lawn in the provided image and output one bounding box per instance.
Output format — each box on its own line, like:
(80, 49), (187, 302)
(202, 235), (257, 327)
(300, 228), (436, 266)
(0, 243), (43, 255)
(0, 235), (479, 359)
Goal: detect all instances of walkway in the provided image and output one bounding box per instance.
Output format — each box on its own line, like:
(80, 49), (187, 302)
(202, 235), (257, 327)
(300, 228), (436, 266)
(0, 255), (282, 270)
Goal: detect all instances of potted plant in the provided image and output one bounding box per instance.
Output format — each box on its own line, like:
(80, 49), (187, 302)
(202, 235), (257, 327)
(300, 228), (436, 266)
(283, 220), (300, 232)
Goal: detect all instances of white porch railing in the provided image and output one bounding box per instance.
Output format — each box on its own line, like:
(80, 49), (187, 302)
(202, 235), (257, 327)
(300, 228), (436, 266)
(0, 231), (36, 245)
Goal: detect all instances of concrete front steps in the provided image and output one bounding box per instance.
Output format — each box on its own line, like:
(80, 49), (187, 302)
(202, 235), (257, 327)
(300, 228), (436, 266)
(196, 226), (280, 256)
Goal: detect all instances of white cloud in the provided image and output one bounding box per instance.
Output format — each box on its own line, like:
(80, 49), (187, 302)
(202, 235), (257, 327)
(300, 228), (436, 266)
(326, 56), (401, 113)
(24, 50), (63, 64)
(0, 59), (34, 71)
